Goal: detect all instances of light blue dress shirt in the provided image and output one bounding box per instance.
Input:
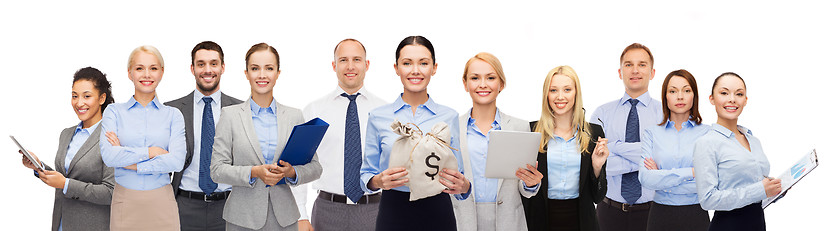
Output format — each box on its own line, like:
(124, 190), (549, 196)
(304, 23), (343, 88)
(179, 89), (231, 193)
(59, 121), (101, 231)
(99, 96), (187, 191)
(360, 94), (470, 200)
(694, 123), (769, 211)
(639, 120), (710, 206)
(590, 92), (662, 204)
(466, 110), (501, 202)
(546, 134), (581, 200)
(247, 98), (298, 185)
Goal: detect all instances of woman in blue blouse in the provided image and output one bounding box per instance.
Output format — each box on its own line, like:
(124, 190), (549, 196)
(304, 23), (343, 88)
(638, 69), (710, 231)
(451, 52), (543, 231)
(99, 45), (187, 230)
(359, 35), (471, 231)
(693, 72), (782, 231)
(20, 67), (115, 231)
(209, 43), (322, 231)
(522, 65), (609, 231)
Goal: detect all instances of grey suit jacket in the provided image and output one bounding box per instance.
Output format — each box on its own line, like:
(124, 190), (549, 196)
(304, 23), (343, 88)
(164, 91), (242, 194)
(210, 101), (322, 229)
(44, 124), (115, 231)
(451, 111), (539, 231)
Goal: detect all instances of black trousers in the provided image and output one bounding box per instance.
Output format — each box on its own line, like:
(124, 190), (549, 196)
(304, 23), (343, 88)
(176, 194), (226, 231)
(375, 191), (456, 231)
(548, 198), (580, 231)
(708, 203), (765, 231)
(646, 203), (709, 231)
(596, 200), (650, 231)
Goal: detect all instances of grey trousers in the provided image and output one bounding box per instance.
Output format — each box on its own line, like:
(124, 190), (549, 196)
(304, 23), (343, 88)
(226, 201), (298, 231)
(175, 193), (226, 231)
(311, 195), (379, 231)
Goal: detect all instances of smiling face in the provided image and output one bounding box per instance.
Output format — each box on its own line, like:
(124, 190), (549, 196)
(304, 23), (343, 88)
(192, 49), (224, 95)
(548, 74), (576, 117)
(666, 76), (694, 116)
(619, 48), (655, 96)
(394, 45), (437, 94)
(245, 50), (280, 96)
(710, 75), (747, 121)
(71, 79), (105, 125)
(333, 40), (369, 94)
(128, 51), (164, 94)
(463, 59), (504, 106)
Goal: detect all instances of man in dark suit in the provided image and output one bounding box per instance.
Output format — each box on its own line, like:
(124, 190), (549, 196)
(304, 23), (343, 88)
(165, 41), (242, 231)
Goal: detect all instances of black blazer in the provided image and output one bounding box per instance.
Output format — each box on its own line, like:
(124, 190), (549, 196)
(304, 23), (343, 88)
(165, 91), (242, 194)
(522, 122), (608, 231)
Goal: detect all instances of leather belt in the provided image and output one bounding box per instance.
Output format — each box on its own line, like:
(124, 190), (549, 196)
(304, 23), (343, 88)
(602, 198), (651, 212)
(177, 189), (230, 202)
(318, 191), (381, 204)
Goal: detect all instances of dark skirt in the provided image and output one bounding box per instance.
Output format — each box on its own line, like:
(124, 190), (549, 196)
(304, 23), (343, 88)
(646, 203), (710, 231)
(548, 198), (580, 231)
(375, 190), (456, 231)
(708, 203), (765, 231)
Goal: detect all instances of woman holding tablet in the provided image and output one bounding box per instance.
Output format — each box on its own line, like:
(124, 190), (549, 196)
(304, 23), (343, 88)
(360, 35), (471, 231)
(451, 52), (543, 231)
(209, 43), (322, 231)
(100, 45), (186, 230)
(694, 72), (781, 231)
(20, 67), (115, 231)
(521, 65), (609, 231)
(638, 69), (710, 231)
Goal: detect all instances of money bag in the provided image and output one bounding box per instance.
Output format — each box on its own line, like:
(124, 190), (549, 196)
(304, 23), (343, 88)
(408, 122), (459, 201)
(388, 119), (422, 170)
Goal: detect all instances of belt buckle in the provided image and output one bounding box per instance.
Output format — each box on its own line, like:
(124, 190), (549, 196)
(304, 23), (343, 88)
(622, 203), (629, 212)
(204, 194), (211, 202)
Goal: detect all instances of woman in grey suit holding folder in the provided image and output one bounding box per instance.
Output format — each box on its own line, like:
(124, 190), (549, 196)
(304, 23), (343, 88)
(452, 52), (543, 231)
(20, 67), (115, 231)
(209, 42), (322, 231)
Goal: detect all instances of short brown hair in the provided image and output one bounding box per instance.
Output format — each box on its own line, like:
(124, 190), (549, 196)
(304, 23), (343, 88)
(659, 69), (702, 126)
(620, 43), (654, 67)
(192, 41), (224, 65)
(245, 43), (279, 67)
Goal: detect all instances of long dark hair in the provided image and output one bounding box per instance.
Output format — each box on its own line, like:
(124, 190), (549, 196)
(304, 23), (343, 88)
(659, 69), (702, 126)
(395, 36), (435, 64)
(72, 67), (114, 114)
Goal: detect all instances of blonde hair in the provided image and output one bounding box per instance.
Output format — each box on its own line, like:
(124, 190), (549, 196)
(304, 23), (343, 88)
(534, 65), (591, 154)
(461, 52), (506, 88)
(127, 45), (164, 70)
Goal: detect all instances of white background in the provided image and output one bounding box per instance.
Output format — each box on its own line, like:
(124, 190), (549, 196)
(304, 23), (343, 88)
(1, 1), (836, 230)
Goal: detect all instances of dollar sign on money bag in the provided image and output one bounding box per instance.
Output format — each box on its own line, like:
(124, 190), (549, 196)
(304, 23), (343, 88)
(425, 151), (440, 180)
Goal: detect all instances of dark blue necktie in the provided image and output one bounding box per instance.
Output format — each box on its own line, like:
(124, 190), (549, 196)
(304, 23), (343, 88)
(341, 93), (364, 203)
(199, 97), (218, 195)
(621, 98), (641, 204)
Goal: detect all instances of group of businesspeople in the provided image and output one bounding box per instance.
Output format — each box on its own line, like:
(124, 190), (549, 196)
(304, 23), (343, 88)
(17, 36), (784, 231)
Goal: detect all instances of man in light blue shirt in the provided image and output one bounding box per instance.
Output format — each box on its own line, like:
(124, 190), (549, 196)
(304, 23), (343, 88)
(590, 43), (662, 231)
(165, 41), (243, 231)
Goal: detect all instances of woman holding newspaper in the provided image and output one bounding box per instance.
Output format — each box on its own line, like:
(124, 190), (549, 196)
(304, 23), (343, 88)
(693, 72), (781, 231)
(359, 35), (471, 231)
(19, 67), (115, 231)
(208, 43), (322, 231)
(521, 65), (609, 231)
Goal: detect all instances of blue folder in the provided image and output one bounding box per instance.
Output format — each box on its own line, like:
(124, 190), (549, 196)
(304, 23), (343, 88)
(272, 117), (329, 186)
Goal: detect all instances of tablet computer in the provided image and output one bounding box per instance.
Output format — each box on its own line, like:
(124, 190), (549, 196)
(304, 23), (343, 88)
(485, 130), (541, 179)
(10, 135), (45, 171)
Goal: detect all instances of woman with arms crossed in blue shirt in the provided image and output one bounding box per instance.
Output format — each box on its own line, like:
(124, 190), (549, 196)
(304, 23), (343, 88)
(360, 35), (471, 231)
(451, 52), (543, 231)
(100, 45), (187, 231)
(639, 69), (710, 231)
(209, 43), (322, 231)
(693, 72), (782, 231)
(21, 67), (116, 231)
